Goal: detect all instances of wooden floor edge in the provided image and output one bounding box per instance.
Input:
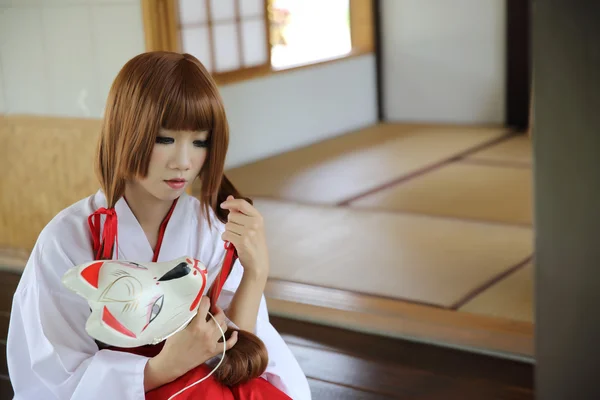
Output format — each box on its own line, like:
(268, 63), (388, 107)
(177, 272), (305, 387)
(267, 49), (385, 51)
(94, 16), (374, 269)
(265, 280), (534, 361)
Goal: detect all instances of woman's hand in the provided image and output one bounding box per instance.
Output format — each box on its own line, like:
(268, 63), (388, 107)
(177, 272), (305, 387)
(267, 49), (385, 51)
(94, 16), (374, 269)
(220, 195), (270, 279)
(144, 297), (238, 391)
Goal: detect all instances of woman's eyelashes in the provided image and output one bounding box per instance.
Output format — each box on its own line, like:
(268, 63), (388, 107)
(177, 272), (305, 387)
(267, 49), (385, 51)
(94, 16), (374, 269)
(155, 136), (174, 144)
(155, 136), (209, 147)
(193, 139), (209, 148)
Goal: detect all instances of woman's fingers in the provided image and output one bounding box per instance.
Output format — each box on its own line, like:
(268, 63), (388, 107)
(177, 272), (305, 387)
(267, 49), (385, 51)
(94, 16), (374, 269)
(225, 331), (239, 350)
(214, 317), (228, 337)
(210, 306), (225, 324)
(195, 296), (210, 321)
(227, 212), (251, 227)
(222, 230), (243, 246)
(208, 306), (227, 337)
(220, 198), (258, 217)
(225, 222), (243, 236)
(219, 321), (229, 340)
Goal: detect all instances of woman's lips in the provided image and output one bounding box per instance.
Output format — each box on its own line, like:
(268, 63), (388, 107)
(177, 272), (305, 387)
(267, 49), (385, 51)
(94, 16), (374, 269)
(165, 179), (186, 189)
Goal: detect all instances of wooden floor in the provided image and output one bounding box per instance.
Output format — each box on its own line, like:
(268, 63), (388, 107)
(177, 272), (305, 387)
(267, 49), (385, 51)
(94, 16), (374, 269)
(215, 123), (535, 359)
(0, 270), (533, 399)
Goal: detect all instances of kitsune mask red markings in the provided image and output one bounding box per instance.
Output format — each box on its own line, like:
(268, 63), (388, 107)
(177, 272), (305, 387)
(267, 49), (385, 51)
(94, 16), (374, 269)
(102, 306), (137, 338)
(81, 261), (104, 288)
(189, 273), (207, 312)
(185, 257), (208, 311)
(62, 256), (209, 348)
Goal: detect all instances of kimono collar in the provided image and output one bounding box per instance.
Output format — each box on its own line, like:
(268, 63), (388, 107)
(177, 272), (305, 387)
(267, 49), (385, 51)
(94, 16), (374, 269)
(87, 195), (180, 262)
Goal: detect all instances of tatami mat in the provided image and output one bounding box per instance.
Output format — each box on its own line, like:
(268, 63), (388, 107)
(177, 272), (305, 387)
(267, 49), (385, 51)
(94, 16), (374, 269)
(459, 263), (533, 323)
(467, 135), (531, 165)
(225, 124), (510, 205)
(256, 199), (532, 308)
(349, 163), (532, 225)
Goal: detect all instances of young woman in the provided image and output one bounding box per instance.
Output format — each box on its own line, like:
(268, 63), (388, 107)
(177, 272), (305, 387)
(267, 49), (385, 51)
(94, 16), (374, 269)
(7, 51), (311, 400)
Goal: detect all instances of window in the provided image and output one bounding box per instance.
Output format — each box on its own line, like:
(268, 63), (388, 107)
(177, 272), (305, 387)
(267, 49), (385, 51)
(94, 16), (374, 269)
(269, 0), (352, 69)
(178, 0), (270, 74)
(142, 0), (374, 85)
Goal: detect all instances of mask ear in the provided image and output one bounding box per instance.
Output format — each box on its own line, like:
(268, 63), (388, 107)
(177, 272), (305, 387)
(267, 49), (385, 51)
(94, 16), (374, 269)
(80, 261), (104, 288)
(62, 260), (105, 298)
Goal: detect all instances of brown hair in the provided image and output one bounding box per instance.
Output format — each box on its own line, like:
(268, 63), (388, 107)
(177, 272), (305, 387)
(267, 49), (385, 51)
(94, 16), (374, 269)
(95, 51), (249, 221)
(214, 330), (269, 386)
(94, 51), (267, 386)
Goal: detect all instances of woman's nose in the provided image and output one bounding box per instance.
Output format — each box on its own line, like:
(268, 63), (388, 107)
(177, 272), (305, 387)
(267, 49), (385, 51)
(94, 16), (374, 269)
(169, 143), (192, 170)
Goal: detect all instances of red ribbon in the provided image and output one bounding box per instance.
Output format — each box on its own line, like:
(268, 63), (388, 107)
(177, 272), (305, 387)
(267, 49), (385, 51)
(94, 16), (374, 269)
(88, 207), (119, 260)
(208, 242), (238, 314)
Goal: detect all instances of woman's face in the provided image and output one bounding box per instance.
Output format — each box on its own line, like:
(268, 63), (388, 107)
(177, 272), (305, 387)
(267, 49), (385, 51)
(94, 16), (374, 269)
(136, 129), (209, 201)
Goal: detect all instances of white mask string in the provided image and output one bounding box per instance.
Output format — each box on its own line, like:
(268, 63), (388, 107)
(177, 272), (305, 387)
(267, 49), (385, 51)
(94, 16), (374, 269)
(167, 311), (227, 400)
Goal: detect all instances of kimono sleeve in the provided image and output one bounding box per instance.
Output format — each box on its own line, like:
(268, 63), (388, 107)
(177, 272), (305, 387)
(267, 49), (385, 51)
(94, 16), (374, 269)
(7, 242), (149, 400)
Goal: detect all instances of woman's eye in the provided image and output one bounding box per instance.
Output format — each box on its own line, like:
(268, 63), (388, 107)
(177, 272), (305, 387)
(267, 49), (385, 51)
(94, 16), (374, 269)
(156, 136), (174, 144)
(193, 140), (209, 148)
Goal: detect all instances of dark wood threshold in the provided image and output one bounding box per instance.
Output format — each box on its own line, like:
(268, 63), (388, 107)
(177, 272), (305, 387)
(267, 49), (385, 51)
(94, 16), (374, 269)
(271, 316), (534, 399)
(0, 375), (12, 400)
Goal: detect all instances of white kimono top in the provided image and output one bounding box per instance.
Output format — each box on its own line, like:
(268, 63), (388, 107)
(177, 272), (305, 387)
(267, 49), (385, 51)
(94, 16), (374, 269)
(7, 190), (311, 400)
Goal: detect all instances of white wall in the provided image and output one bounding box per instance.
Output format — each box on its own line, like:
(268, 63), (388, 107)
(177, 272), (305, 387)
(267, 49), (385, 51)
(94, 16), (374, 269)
(0, 0), (146, 117)
(0, 1), (377, 168)
(381, 0), (506, 125)
(0, 52), (5, 113)
(222, 55), (377, 168)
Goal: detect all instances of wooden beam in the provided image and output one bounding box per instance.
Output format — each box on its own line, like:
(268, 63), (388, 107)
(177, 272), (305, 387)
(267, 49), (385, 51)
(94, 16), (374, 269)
(350, 0), (375, 53)
(265, 279), (534, 359)
(141, 0), (180, 52)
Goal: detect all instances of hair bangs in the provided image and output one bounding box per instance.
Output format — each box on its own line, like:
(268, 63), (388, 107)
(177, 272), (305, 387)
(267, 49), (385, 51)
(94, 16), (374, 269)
(160, 62), (223, 134)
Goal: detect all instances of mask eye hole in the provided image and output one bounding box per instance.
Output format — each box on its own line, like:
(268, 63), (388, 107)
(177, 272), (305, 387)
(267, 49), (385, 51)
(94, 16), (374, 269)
(142, 295), (164, 332)
(158, 262), (191, 282)
(149, 295), (164, 324)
